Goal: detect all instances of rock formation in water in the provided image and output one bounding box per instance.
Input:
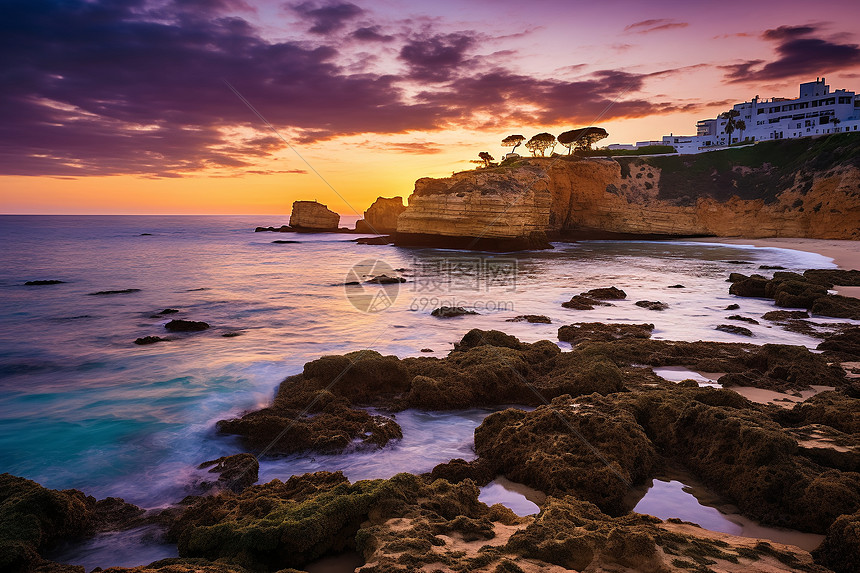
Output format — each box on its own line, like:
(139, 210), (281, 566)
(0, 473), (145, 573)
(288, 200), (340, 230)
(394, 134), (860, 248)
(355, 196), (406, 233)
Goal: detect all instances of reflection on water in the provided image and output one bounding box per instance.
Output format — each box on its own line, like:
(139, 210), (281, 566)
(633, 478), (824, 551)
(652, 366), (723, 388)
(479, 476), (544, 516)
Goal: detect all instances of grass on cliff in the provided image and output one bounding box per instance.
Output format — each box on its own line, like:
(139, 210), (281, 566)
(619, 133), (860, 205)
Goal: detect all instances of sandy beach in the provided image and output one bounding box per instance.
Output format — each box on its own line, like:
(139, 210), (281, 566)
(688, 237), (860, 297)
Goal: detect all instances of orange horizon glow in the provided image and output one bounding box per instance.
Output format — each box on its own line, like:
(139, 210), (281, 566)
(4, 0), (860, 215)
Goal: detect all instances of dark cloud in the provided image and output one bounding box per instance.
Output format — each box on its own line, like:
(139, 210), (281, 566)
(723, 25), (860, 82)
(0, 0), (705, 177)
(762, 25), (817, 40)
(414, 69), (690, 128)
(0, 0), (443, 176)
(351, 25), (395, 42)
(399, 32), (476, 82)
(624, 19), (688, 34)
(290, 1), (362, 35)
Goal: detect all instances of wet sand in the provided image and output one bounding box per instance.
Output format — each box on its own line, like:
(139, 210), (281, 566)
(688, 237), (859, 296)
(729, 385), (836, 408)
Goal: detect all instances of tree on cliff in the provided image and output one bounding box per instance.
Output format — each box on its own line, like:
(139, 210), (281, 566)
(502, 134), (525, 154)
(477, 151), (495, 167)
(525, 133), (556, 156)
(558, 127), (609, 154)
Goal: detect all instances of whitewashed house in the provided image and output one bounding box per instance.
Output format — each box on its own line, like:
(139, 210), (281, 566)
(662, 79), (860, 154)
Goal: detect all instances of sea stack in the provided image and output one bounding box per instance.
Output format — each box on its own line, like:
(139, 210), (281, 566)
(288, 200), (340, 231)
(355, 196), (407, 234)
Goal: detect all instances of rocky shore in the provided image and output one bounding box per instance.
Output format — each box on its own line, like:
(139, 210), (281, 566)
(8, 266), (860, 573)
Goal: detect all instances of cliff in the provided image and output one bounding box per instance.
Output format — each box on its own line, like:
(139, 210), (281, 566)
(394, 133), (860, 247)
(355, 196), (407, 233)
(289, 200), (340, 230)
(396, 166), (554, 249)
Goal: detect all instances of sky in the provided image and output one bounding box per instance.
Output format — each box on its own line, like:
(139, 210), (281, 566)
(3, 0), (860, 215)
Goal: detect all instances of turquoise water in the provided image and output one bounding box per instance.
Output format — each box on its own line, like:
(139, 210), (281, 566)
(0, 215), (844, 567)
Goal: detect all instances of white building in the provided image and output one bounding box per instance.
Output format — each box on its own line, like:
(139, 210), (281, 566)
(663, 79), (860, 154)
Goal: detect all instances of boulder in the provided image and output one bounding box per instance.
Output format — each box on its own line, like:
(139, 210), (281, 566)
(197, 453), (259, 493)
(134, 336), (168, 345)
(635, 300), (668, 311)
(581, 286), (627, 300)
(813, 510), (860, 573)
(562, 295), (613, 310)
(288, 200), (340, 230)
(505, 315), (552, 323)
(716, 324), (753, 336)
(431, 306), (478, 318)
(727, 314), (759, 324)
(165, 319), (210, 332)
(364, 274), (405, 284)
(87, 288), (141, 295)
(558, 322), (653, 344)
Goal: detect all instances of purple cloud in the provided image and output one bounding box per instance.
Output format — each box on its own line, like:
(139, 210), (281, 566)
(624, 19), (688, 34)
(0, 0), (711, 177)
(290, 1), (363, 34)
(724, 25), (860, 82)
(399, 32), (476, 82)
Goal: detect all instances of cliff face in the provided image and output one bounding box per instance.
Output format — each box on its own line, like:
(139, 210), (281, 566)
(396, 167), (554, 249)
(355, 196), (407, 233)
(289, 200), (340, 230)
(395, 134), (860, 245)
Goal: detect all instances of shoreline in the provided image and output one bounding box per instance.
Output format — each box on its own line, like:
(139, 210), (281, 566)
(684, 237), (860, 270)
(686, 236), (860, 297)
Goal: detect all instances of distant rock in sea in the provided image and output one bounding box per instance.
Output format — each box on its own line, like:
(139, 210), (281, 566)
(165, 319), (210, 332)
(506, 314), (552, 323)
(134, 336), (168, 345)
(289, 200), (340, 231)
(431, 306), (478, 318)
(635, 300), (669, 311)
(24, 279), (65, 285)
(716, 324), (754, 336)
(355, 196), (407, 234)
(87, 288), (141, 295)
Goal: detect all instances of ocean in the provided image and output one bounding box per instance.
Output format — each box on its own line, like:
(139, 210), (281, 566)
(0, 215), (843, 567)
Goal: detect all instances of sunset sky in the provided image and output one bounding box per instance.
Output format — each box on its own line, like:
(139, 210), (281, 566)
(3, 0), (860, 216)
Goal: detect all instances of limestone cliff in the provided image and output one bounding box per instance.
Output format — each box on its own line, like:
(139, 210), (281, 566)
(355, 196), (406, 233)
(288, 200), (340, 230)
(396, 166), (554, 249)
(395, 134), (860, 246)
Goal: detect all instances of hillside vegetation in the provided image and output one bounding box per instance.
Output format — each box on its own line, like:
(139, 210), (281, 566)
(619, 133), (860, 206)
